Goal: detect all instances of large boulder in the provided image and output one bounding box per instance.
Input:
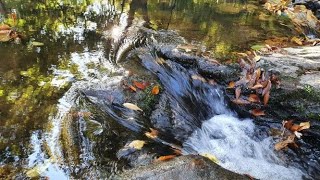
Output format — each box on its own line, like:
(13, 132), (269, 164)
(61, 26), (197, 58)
(117, 155), (247, 180)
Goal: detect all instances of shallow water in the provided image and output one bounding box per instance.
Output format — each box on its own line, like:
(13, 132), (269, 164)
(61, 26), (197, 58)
(0, 0), (316, 179)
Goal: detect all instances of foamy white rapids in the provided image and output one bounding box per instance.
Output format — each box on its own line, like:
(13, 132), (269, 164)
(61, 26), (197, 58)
(183, 114), (304, 180)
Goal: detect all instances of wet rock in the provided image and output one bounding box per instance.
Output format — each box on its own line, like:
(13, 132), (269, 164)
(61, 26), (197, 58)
(117, 155), (247, 180)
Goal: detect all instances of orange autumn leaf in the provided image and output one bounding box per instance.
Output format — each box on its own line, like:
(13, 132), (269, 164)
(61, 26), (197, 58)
(129, 85), (137, 92)
(172, 148), (182, 155)
(133, 81), (147, 90)
(152, 85), (160, 95)
(250, 109), (265, 116)
(145, 128), (159, 139)
(156, 155), (176, 162)
(227, 81), (235, 89)
(232, 98), (250, 105)
(263, 91), (270, 105)
(248, 94), (260, 103)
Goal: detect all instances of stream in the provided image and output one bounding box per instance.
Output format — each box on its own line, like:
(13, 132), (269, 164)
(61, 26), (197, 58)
(0, 0), (318, 179)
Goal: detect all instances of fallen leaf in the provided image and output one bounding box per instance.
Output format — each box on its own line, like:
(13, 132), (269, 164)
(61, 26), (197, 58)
(156, 155), (176, 161)
(128, 140), (146, 150)
(0, 29), (12, 42)
(129, 85), (137, 92)
(263, 91), (270, 105)
(145, 128), (159, 139)
(172, 148), (182, 155)
(253, 55), (261, 62)
(274, 135), (295, 151)
(152, 85), (160, 95)
(262, 80), (272, 96)
(192, 74), (207, 82)
(133, 81), (147, 90)
(251, 83), (263, 90)
(123, 103), (143, 111)
(200, 153), (219, 163)
(0, 24), (11, 30)
(235, 87), (241, 100)
(291, 36), (303, 46)
(31, 41), (44, 47)
(227, 81), (235, 89)
(251, 109), (265, 116)
(255, 68), (261, 82)
(298, 122), (310, 131)
(248, 94), (260, 103)
(232, 98), (250, 105)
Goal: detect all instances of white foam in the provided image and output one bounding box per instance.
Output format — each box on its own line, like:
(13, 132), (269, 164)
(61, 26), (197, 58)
(183, 114), (304, 180)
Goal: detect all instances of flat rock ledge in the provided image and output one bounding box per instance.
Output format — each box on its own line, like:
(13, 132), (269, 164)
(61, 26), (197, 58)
(116, 155), (247, 180)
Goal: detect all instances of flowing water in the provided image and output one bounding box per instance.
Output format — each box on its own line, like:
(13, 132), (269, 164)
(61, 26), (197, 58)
(0, 0), (318, 179)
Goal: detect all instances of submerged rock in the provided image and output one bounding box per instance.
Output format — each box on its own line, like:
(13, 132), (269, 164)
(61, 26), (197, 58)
(117, 155), (247, 180)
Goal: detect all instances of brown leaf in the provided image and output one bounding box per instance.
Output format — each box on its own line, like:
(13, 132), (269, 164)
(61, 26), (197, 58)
(172, 148), (182, 155)
(156, 155), (176, 162)
(129, 85), (137, 92)
(145, 128), (159, 139)
(235, 87), (241, 100)
(262, 80), (272, 96)
(152, 85), (160, 95)
(283, 120), (294, 130)
(0, 29), (12, 42)
(0, 24), (11, 31)
(251, 83), (263, 90)
(133, 81), (147, 90)
(248, 94), (260, 103)
(263, 91), (270, 105)
(250, 109), (265, 116)
(255, 68), (261, 82)
(291, 36), (303, 46)
(227, 81), (235, 89)
(232, 98), (250, 105)
(275, 135), (295, 151)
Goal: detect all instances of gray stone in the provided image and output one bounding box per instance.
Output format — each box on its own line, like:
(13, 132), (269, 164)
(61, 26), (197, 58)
(117, 155), (247, 180)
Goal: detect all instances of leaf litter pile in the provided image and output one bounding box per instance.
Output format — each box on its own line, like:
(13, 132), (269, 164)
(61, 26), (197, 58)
(228, 50), (312, 151)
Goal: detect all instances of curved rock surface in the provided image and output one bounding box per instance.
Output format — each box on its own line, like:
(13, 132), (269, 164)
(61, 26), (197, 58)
(117, 155), (247, 180)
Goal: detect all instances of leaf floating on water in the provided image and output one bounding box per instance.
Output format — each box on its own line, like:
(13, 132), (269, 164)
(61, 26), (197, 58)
(250, 109), (265, 116)
(123, 103), (143, 111)
(200, 153), (219, 163)
(133, 81), (147, 90)
(235, 87), (241, 100)
(298, 122), (310, 131)
(227, 81), (235, 89)
(145, 128), (158, 139)
(156, 155), (176, 162)
(152, 85), (160, 95)
(128, 140), (146, 150)
(248, 94), (260, 103)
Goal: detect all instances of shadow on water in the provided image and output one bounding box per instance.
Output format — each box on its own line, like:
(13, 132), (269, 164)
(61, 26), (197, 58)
(0, 0), (318, 179)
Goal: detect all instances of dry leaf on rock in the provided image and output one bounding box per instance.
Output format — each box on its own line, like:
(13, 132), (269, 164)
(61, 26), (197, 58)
(133, 81), (147, 90)
(250, 109), (265, 116)
(156, 155), (176, 162)
(227, 81), (235, 89)
(123, 103), (143, 111)
(200, 153), (219, 163)
(248, 94), (260, 103)
(128, 140), (146, 150)
(145, 128), (159, 139)
(275, 135), (295, 151)
(152, 85), (160, 95)
(298, 122), (310, 131)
